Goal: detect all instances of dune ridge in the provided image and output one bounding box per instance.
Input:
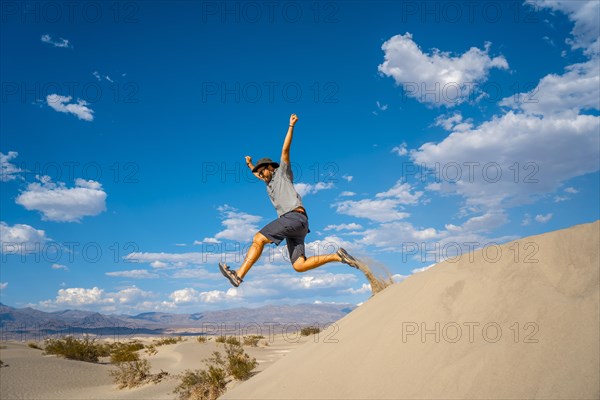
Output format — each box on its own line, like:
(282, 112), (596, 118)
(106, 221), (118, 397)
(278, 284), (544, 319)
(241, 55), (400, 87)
(222, 220), (600, 399)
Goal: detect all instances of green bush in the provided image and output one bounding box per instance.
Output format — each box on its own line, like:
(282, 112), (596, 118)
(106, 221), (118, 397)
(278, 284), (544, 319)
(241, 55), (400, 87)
(145, 344), (157, 356)
(225, 336), (240, 346)
(224, 343), (257, 381)
(110, 341), (144, 364)
(153, 336), (183, 346)
(300, 326), (321, 336)
(173, 366), (228, 400)
(110, 359), (152, 389)
(43, 336), (107, 362)
(27, 342), (42, 350)
(173, 343), (257, 399)
(242, 335), (262, 347)
(196, 336), (207, 343)
(214, 335), (226, 343)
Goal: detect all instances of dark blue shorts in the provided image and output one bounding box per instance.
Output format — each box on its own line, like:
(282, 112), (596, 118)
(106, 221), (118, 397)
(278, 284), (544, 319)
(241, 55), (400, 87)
(259, 211), (309, 264)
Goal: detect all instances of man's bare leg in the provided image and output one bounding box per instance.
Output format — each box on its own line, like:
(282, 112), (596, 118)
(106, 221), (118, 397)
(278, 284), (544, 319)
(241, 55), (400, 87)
(236, 232), (272, 280)
(292, 253), (342, 273)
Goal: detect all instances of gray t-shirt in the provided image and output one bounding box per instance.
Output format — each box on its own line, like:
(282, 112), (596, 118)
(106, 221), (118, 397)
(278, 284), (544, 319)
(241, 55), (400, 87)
(266, 160), (303, 217)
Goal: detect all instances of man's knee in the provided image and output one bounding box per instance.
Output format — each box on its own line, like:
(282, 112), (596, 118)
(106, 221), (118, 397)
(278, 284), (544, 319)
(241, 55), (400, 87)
(253, 232), (271, 245)
(292, 256), (307, 272)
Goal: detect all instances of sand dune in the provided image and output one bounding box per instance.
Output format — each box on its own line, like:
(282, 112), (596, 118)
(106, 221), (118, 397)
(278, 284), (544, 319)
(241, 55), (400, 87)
(0, 334), (310, 399)
(222, 221), (600, 399)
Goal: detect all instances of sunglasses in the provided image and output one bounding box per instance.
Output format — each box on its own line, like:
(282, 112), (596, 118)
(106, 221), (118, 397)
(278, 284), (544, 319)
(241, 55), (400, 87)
(258, 167), (270, 177)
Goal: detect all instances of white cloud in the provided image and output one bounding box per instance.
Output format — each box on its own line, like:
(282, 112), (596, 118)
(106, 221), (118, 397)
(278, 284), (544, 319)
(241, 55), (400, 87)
(111, 287), (153, 305)
(324, 223), (363, 232)
(294, 182), (335, 197)
(554, 195), (570, 203)
(375, 181), (423, 204)
(282, 272), (357, 290)
(16, 175), (107, 222)
(434, 113), (474, 132)
(378, 32), (508, 106)
(92, 71), (101, 81)
(169, 287), (239, 304)
(200, 238), (220, 244)
(41, 34), (71, 48)
(339, 191), (356, 197)
(376, 101), (388, 111)
(392, 142), (408, 156)
(412, 264), (437, 274)
(200, 288), (239, 303)
(51, 263), (68, 271)
(0, 282), (7, 290)
(528, 0), (599, 56)
(357, 221), (441, 249)
(521, 214), (532, 226)
(342, 175), (353, 182)
(0, 221), (48, 253)
(535, 213), (553, 223)
(1, 151), (23, 182)
(46, 94), (94, 121)
(126, 252), (209, 267)
(45, 286), (153, 308)
(55, 287), (104, 306)
(335, 180), (423, 222)
(340, 283), (371, 295)
(392, 274), (409, 283)
(106, 269), (159, 279)
(204, 205), (261, 243)
(564, 187), (579, 194)
(150, 260), (169, 268)
(353, 211), (510, 261)
(336, 198), (410, 222)
(500, 57), (599, 117)
(411, 112), (599, 210)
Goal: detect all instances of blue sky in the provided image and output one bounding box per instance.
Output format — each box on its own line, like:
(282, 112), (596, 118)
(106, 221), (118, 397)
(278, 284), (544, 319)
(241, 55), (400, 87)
(1, 0), (598, 314)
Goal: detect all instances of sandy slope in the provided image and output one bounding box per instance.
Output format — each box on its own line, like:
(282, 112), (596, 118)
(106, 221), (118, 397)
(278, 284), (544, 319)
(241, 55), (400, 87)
(222, 221), (600, 399)
(0, 334), (309, 399)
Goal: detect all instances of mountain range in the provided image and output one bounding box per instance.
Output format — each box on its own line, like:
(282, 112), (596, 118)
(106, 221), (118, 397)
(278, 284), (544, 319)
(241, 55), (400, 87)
(0, 302), (355, 340)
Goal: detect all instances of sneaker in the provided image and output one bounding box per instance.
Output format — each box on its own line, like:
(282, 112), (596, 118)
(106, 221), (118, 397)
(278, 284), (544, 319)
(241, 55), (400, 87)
(337, 248), (360, 269)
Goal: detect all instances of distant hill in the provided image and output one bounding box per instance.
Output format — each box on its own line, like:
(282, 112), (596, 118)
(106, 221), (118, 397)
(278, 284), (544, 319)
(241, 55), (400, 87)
(0, 302), (355, 340)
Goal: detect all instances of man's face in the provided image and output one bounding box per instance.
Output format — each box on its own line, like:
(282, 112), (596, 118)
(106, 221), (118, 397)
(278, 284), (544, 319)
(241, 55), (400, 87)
(258, 165), (274, 182)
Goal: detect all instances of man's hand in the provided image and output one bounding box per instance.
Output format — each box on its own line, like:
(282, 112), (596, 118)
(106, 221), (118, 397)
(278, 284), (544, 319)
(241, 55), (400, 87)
(245, 156), (252, 165)
(289, 113), (298, 127)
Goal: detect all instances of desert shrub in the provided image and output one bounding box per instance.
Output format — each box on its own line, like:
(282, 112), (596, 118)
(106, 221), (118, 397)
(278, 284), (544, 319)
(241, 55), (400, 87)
(214, 335), (226, 343)
(225, 336), (240, 346)
(0, 360), (4, 367)
(173, 366), (227, 400)
(224, 343), (257, 381)
(242, 335), (261, 347)
(110, 341), (144, 364)
(28, 342), (42, 350)
(110, 359), (152, 389)
(43, 336), (106, 362)
(300, 326), (321, 336)
(196, 336), (207, 343)
(145, 344), (158, 356)
(153, 336), (183, 346)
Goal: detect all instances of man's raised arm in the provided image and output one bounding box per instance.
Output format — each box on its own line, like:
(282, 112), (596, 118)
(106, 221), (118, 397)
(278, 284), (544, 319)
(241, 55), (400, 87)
(245, 156), (262, 181)
(281, 113), (298, 164)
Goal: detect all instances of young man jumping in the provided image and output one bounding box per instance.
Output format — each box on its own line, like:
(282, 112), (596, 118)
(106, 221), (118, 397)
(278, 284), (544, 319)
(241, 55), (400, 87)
(219, 113), (360, 287)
